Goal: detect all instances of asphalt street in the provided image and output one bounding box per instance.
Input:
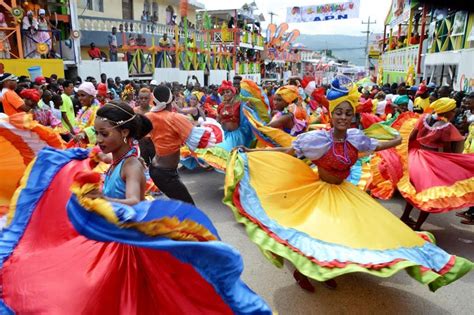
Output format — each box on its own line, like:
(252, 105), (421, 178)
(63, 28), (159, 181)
(179, 167), (474, 315)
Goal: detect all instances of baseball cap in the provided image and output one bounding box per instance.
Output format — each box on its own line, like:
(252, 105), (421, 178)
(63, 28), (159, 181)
(416, 83), (427, 96)
(0, 73), (18, 83)
(150, 79), (158, 86)
(34, 76), (47, 85)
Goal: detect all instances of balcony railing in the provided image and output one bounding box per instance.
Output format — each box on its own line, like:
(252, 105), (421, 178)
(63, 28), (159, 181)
(209, 28), (264, 50)
(381, 44), (419, 72)
(0, 28), (76, 61)
(78, 16), (203, 42)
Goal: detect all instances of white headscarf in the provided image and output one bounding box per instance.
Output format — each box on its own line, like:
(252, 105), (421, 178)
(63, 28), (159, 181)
(78, 82), (97, 97)
(151, 87), (173, 112)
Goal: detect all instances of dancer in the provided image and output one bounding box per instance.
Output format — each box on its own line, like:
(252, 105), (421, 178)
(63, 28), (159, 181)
(0, 102), (270, 314)
(180, 80), (257, 172)
(87, 101), (152, 204)
(225, 79), (473, 293)
(146, 86), (220, 204)
(268, 85), (307, 136)
(399, 97), (474, 230)
(217, 80), (253, 149)
(457, 93), (474, 225)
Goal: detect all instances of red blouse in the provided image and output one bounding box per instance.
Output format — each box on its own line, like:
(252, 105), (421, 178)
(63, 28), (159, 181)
(313, 142), (359, 179)
(218, 102), (240, 124)
(416, 115), (464, 149)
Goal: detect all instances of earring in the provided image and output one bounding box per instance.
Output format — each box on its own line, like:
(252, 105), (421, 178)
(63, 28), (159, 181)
(123, 137), (127, 144)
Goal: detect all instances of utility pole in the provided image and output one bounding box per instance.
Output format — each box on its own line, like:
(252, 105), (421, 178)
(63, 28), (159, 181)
(362, 16), (376, 74)
(268, 11), (277, 24)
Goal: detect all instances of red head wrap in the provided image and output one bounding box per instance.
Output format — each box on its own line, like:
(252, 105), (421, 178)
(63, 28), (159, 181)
(218, 80), (236, 95)
(20, 89), (41, 103)
(97, 83), (107, 97)
(311, 88), (329, 109)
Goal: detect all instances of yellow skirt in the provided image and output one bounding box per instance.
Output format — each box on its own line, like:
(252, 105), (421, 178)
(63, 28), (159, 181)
(224, 150), (473, 291)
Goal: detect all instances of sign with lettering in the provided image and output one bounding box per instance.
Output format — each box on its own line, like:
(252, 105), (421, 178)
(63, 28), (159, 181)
(286, 1), (360, 23)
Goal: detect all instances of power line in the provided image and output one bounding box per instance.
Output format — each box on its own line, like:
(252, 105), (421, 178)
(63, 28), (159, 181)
(268, 11), (277, 24)
(361, 16), (376, 71)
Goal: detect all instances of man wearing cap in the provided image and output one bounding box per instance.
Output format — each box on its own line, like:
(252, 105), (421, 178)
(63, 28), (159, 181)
(149, 79), (158, 89)
(414, 83), (431, 113)
(0, 73), (31, 115)
(34, 76), (47, 87)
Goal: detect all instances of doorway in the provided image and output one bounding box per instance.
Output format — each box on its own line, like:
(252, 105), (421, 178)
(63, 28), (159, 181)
(122, 0), (134, 20)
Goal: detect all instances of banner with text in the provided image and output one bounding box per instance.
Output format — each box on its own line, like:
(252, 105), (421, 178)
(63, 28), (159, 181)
(286, 1), (360, 23)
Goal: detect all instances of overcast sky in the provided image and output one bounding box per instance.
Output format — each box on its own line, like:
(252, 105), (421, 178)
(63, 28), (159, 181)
(202, 0), (393, 36)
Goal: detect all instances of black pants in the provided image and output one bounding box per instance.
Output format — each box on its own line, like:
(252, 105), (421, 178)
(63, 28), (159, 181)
(149, 165), (195, 205)
(138, 138), (155, 167)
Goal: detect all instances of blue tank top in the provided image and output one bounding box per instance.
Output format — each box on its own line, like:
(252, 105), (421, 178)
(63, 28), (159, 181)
(103, 148), (137, 199)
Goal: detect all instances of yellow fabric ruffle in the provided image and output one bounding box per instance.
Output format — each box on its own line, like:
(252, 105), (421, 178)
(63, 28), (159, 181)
(244, 108), (294, 147)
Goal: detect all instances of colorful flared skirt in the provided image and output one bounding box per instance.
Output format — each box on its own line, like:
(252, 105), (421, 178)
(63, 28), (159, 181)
(0, 148), (270, 314)
(396, 117), (474, 212)
(224, 150), (473, 292)
(0, 113), (64, 214)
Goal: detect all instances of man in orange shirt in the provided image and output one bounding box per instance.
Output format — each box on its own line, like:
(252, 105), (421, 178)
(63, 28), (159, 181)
(1, 73), (31, 116)
(146, 85), (196, 205)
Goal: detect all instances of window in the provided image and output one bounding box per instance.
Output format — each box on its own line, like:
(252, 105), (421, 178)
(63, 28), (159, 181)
(78, 0), (104, 12)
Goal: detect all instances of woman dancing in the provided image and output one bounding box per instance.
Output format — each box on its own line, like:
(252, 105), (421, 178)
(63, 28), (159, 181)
(267, 85), (307, 136)
(217, 80), (254, 150)
(398, 97), (474, 230)
(225, 79), (472, 293)
(0, 101), (270, 314)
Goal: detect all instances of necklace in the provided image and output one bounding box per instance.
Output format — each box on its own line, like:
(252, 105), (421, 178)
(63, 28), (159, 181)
(106, 147), (136, 175)
(330, 131), (352, 165)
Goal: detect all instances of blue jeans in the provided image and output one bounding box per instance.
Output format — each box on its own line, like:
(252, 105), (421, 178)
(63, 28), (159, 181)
(110, 50), (117, 61)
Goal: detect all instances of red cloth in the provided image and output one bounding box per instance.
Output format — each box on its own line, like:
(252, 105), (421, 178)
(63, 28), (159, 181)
(415, 116), (464, 149)
(97, 83), (107, 97)
(357, 99), (373, 113)
(19, 89), (41, 103)
(218, 80), (236, 95)
(416, 83), (427, 96)
(1, 159), (233, 314)
(203, 102), (217, 119)
(313, 142), (358, 179)
(408, 148), (474, 192)
(218, 102), (240, 124)
(88, 47), (102, 59)
(360, 113), (383, 128)
(311, 88), (329, 109)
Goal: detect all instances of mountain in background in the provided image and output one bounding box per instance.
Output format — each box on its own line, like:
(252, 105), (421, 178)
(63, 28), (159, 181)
(296, 34), (368, 66)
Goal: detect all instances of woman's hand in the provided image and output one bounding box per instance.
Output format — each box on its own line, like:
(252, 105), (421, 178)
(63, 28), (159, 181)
(84, 188), (103, 199)
(73, 133), (85, 143)
(375, 134), (402, 151)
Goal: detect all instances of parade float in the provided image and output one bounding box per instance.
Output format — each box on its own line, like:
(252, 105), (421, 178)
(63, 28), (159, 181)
(423, 9), (474, 92)
(0, 0), (80, 78)
(261, 22), (301, 84)
(379, 0), (423, 85)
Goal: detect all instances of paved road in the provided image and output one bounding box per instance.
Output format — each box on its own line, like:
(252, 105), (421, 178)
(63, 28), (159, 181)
(180, 168), (474, 315)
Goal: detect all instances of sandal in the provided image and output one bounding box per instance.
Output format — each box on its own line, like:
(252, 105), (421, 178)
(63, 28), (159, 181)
(461, 217), (474, 225)
(456, 210), (471, 219)
(293, 270), (315, 293)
